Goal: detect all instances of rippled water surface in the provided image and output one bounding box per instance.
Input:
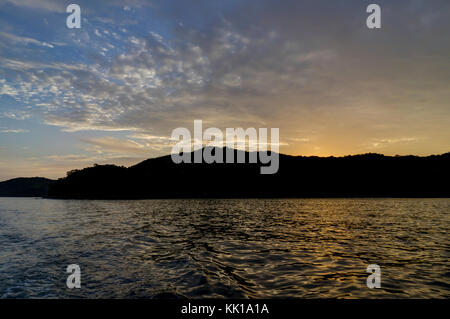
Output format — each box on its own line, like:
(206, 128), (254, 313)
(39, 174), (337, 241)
(0, 198), (448, 298)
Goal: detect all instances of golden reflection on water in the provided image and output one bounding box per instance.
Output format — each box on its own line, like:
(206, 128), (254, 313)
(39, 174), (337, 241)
(0, 198), (448, 298)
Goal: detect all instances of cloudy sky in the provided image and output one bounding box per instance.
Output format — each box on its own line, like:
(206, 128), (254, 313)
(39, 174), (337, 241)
(0, 0), (449, 180)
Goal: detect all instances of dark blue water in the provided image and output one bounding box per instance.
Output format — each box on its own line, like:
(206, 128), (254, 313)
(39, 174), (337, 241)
(0, 198), (448, 298)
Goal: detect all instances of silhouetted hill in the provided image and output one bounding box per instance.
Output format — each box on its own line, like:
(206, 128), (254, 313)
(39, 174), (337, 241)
(0, 177), (54, 197)
(47, 148), (450, 199)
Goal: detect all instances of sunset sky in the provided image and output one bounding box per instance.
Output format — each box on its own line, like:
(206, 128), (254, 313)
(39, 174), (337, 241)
(0, 0), (449, 180)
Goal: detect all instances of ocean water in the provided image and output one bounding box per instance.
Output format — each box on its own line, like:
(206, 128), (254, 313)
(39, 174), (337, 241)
(0, 198), (448, 299)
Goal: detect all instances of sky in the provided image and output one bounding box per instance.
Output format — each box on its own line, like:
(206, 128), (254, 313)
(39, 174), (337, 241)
(0, 0), (449, 181)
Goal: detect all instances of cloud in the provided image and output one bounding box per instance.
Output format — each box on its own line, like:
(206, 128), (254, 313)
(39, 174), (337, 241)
(0, 0), (65, 12)
(81, 136), (149, 155)
(1, 111), (31, 120)
(369, 137), (420, 149)
(1, 22), (336, 135)
(0, 0), (449, 157)
(0, 0), (152, 12)
(0, 31), (54, 48)
(0, 129), (29, 133)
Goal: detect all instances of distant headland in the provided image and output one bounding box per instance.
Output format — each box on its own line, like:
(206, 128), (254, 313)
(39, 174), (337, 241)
(1, 148), (449, 199)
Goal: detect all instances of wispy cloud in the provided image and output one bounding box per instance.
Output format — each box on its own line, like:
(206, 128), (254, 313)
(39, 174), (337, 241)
(81, 136), (149, 155)
(1, 111), (31, 120)
(369, 137), (420, 149)
(1, 0), (65, 12)
(0, 31), (54, 48)
(0, 128), (29, 133)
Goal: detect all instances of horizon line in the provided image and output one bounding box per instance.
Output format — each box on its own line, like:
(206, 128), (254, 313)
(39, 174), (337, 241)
(1, 148), (449, 183)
